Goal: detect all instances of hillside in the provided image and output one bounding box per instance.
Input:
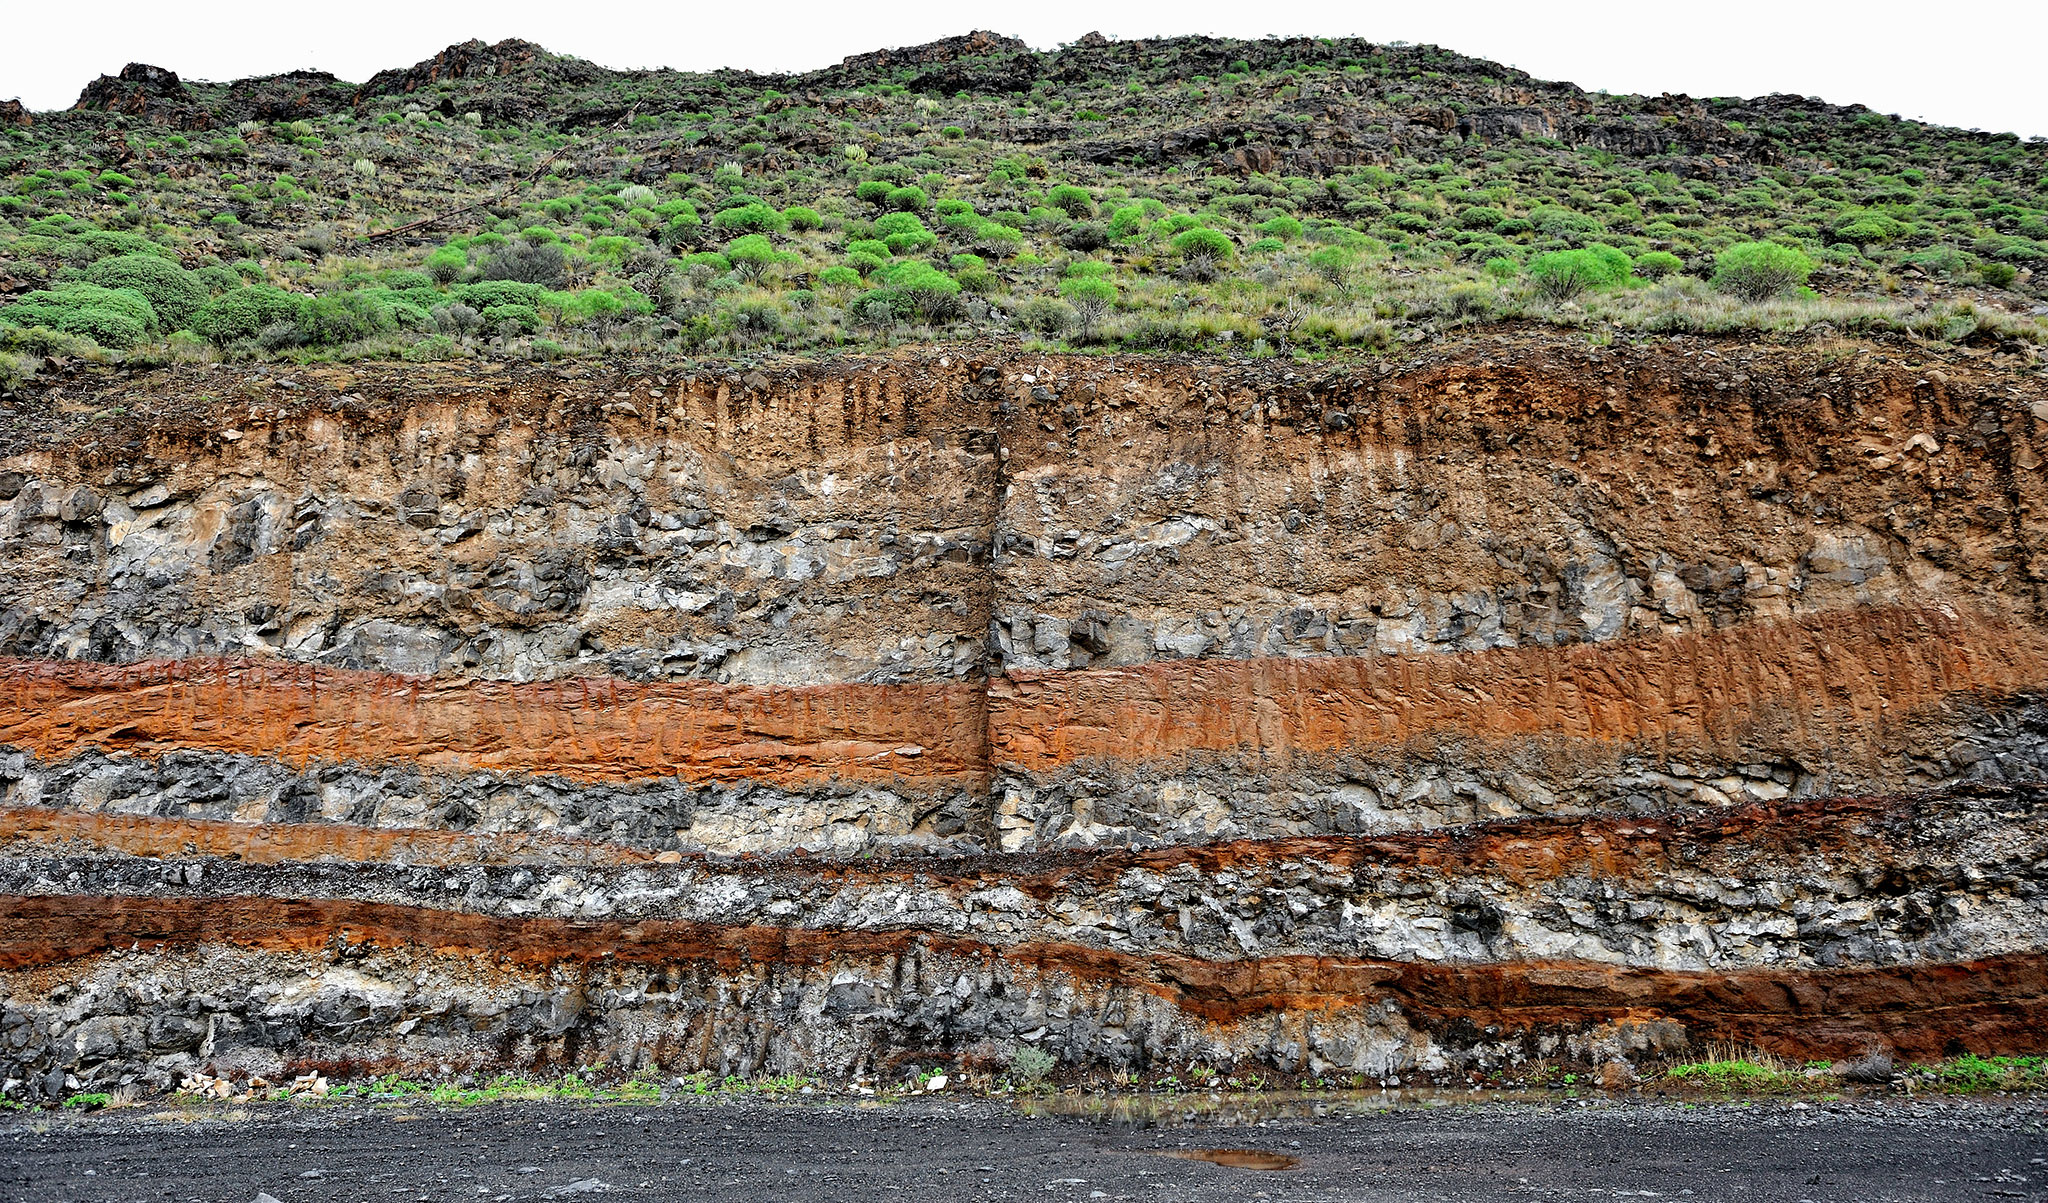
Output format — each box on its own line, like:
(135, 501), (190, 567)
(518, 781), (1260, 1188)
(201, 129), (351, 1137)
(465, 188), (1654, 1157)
(0, 31), (2043, 383)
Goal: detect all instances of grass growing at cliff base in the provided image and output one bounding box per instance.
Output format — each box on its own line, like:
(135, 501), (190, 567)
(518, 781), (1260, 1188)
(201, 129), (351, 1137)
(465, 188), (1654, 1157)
(1664, 1045), (1804, 1092)
(42, 1051), (2048, 1112)
(1921, 1053), (2048, 1093)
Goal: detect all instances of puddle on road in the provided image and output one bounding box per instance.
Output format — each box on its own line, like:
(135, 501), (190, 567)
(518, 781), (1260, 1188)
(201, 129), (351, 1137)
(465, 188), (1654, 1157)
(1160, 1148), (1301, 1170)
(1018, 1087), (1556, 1127)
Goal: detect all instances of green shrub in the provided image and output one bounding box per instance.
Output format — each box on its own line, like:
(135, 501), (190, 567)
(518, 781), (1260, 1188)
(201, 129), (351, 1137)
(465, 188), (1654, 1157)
(847, 238), (893, 260)
(454, 280), (546, 309)
(480, 303), (541, 335)
(3, 284), (158, 348)
(854, 180), (895, 206)
(1059, 275), (1117, 339)
(1831, 209), (1909, 246)
(1307, 245), (1358, 284)
(81, 254), (207, 329)
(817, 265), (861, 288)
(723, 298), (781, 336)
(784, 205), (823, 231)
(1457, 205), (1505, 230)
(886, 261), (962, 318)
(547, 289), (626, 325)
(727, 234), (793, 276)
(1712, 241), (1814, 300)
(1632, 251), (1685, 280)
(1483, 256), (1520, 281)
(1528, 204), (1604, 243)
(1107, 205), (1150, 239)
(193, 285), (303, 346)
(971, 223), (1025, 257)
(1013, 296), (1074, 335)
(677, 252), (732, 274)
(402, 333), (457, 361)
(297, 291), (395, 345)
(1170, 227), (1235, 260)
(1246, 237), (1284, 255)
(886, 186), (930, 212)
(1008, 1046), (1056, 1086)
(1255, 215), (1304, 241)
(1047, 185), (1094, 218)
(192, 264), (242, 294)
(1527, 244), (1632, 299)
(712, 203), (787, 234)
(850, 287), (906, 328)
(72, 229), (161, 260)
(874, 212), (936, 253)
(660, 207), (704, 247)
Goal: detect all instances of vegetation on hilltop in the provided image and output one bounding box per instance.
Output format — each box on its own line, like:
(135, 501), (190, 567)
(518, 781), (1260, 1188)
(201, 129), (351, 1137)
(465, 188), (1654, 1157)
(0, 31), (2044, 384)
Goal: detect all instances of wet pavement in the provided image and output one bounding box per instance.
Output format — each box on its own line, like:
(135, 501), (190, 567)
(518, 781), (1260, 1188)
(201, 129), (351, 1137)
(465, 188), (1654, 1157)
(3, 1093), (2044, 1202)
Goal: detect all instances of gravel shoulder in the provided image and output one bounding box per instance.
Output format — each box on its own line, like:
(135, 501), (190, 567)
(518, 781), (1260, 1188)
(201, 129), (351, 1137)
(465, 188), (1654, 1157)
(3, 1095), (2045, 1203)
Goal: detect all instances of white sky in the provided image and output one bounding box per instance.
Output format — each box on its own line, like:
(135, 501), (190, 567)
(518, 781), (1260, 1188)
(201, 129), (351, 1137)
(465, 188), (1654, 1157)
(5, 0), (2045, 139)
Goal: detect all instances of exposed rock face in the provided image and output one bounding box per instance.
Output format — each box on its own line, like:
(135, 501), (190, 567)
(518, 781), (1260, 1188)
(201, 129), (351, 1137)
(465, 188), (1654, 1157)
(70, 64), (186, 116)
(832, 31), (1030, 76)
(354, 38), (557, 103)
(3, 337), (2047, 1099)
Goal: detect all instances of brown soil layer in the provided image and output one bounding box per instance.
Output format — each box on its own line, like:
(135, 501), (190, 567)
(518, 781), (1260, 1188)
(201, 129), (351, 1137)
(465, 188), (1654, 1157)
(2, 893), (2038, 1059)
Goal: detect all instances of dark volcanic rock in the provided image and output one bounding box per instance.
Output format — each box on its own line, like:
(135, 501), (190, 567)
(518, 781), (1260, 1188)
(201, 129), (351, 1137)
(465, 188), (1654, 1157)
(72, 63), (186, 115)
(354, 38), (556, 101)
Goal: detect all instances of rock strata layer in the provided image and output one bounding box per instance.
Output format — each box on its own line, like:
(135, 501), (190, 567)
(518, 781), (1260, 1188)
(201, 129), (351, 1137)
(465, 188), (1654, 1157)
(3, 338), (2047, 1098)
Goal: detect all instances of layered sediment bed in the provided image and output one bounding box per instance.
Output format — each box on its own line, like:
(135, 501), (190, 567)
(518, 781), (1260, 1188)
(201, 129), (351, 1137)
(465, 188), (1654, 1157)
(3, 334), (2047, 1098)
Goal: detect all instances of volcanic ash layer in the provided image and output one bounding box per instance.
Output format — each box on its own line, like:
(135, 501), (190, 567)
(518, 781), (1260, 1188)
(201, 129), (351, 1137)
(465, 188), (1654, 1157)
(3, 338), (2047, 1097)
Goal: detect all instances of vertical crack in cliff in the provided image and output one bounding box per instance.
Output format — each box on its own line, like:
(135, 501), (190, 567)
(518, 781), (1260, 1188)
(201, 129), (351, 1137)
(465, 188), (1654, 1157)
(2, 341), (2047, 1095)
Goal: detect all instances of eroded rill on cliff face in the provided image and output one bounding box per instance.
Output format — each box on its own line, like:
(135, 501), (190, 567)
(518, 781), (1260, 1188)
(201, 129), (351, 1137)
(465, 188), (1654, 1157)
(4, 335), (2048, 1099)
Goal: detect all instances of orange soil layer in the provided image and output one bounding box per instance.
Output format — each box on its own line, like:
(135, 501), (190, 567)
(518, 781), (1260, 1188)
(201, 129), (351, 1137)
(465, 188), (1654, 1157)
(0, 786), (2009, 886)
(1, 893), (2037, 1060)
(2, 605), (2041, 789)
(0, 656), (987, 789)
(991, 604), (2048, 770)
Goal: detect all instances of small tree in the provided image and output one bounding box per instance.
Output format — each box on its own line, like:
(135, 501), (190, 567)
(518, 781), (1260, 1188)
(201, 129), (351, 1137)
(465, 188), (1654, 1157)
(1307, 245), (1357, 286)
(1712, 241), (1814, 300)
(726, 235), (792, 280)
(1059, 276), (1116, 341)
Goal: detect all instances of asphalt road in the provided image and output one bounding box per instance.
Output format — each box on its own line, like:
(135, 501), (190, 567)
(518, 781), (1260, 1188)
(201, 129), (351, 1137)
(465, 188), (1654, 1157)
(3, 1095), (2044, 1203)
